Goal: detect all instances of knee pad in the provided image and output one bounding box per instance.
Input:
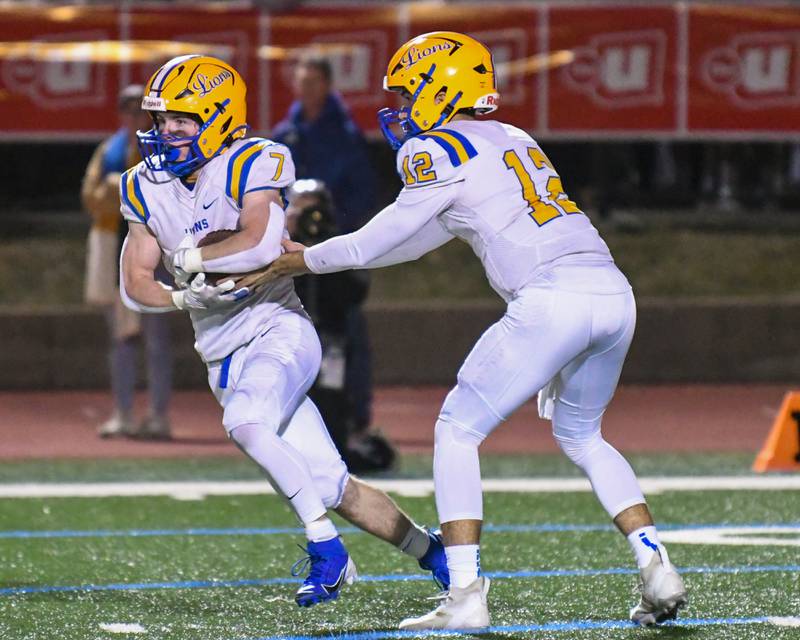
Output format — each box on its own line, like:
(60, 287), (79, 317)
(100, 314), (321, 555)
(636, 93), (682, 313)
(434, 418), (485, 450)
(228, 422), (263, 450)
(439, 382), (502, 440)
(553, 428), (605, 467)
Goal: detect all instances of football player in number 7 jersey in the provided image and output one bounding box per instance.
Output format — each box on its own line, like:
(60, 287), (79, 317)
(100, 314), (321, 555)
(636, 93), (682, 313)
(245, 32), (688, 629)
(119, 54), (449, 607)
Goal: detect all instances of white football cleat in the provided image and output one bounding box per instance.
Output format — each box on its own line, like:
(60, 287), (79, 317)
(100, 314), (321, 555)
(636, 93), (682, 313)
(630, 548), (688, 626)
(399, 576), (490, 631)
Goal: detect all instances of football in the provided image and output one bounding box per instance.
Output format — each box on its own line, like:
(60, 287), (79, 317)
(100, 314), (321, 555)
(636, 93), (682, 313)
(195, 229), (238, 285)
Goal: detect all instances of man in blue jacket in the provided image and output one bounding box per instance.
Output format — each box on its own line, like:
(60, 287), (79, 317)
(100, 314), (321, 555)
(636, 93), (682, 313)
(272, 55), (377, 233)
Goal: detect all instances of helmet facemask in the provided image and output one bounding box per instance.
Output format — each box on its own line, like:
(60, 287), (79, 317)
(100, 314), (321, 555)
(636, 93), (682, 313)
(137, 55), (248, 177)
(137, 101), (243, 177)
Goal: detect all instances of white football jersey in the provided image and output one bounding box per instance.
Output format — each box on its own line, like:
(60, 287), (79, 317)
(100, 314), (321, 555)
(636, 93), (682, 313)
(119, 137), (306, 363)
(395, 120), (617, 301)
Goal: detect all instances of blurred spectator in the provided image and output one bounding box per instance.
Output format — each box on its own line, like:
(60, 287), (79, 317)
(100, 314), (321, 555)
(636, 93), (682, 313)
(697, 143), (740, 211)
(272, 54), (377, 232)
(273, 53), (377, 440)
(81, 84), (173, 440)
(286, 180), (396, 473)
(694, 142), (786, 212)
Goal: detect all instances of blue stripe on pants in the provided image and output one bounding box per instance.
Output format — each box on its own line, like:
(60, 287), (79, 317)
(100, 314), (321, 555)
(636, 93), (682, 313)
(219, 353), (233, 389)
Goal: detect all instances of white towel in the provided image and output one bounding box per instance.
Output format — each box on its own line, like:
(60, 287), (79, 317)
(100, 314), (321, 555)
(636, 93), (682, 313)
(537, 378), (557, 420)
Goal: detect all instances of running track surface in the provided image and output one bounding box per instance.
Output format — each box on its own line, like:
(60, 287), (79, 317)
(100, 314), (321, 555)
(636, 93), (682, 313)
(0, 385), (787, 459)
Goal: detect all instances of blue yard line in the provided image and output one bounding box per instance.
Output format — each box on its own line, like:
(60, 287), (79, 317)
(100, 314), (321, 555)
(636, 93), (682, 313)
(247, 616), (774, 640)
(2, 564), (798, 598)
(2, 521), (799, 540)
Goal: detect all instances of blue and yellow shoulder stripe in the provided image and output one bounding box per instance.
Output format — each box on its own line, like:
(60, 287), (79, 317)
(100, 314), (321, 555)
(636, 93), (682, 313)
(416, 128), (478, 167)
(225, 137), (275, 208)
(120, 167), (151, 223)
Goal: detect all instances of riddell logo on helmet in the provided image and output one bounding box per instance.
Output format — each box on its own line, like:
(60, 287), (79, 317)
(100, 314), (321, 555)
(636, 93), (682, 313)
(191, 69), (233, 97)
(141, 96), (166, 111)
(400, 42), (454, 69)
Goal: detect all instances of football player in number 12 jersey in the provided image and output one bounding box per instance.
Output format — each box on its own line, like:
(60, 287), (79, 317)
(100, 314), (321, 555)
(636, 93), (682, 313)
(248, 32), (688, 629)
(119, 54), (449, 607)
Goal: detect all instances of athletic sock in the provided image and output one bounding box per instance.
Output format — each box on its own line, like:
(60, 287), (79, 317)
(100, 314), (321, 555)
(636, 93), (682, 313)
(398, 524), (430, 559)
(627, 525), (662, 568)
(445, 544), (480, 589)
(305, 517), (338, 543)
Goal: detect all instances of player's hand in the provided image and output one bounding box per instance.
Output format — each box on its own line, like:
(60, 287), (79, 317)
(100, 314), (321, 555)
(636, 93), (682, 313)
(234, 246), (310, 291)
(281, 238), (307, 254)
(171, 236), (203, 287)
(215, 277), (251, 303)
(171, 273), (241, 310)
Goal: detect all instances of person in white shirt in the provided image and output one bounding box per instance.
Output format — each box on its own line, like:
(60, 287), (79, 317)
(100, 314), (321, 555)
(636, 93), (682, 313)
(119, 54), (449, 607)
(244, 32), (688, 630)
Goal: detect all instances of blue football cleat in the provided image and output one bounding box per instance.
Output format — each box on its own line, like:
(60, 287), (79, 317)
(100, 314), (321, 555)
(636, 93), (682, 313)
(291, 537), (357, 607)
(418, 529), (450, 590)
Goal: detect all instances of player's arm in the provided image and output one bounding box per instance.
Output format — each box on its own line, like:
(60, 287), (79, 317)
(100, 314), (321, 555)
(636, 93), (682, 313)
(120, 221), (178, 311)
(198, 189), (285, 272)
(300, 137), (459, 273)
(238, 184), (456, 289)
(121, 223), (236, 311)
(303, 191), (454, 274)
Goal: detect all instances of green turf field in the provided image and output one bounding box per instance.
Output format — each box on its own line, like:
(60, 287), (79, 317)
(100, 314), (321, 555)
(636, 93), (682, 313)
(1, 456), (799, 639)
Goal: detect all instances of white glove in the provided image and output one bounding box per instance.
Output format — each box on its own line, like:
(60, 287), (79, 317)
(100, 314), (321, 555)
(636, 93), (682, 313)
(171, 273), (244, 310)
(171, 235), (204, 288)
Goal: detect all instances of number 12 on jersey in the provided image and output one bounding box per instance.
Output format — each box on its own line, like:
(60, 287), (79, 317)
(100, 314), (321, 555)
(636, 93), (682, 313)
(503, 147), (581, 226)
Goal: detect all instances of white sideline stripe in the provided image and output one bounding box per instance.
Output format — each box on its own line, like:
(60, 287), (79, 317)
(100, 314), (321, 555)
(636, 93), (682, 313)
(99, 623), (146, 634)
(1, 475), (800, 499)
(770, 617), (800, 627)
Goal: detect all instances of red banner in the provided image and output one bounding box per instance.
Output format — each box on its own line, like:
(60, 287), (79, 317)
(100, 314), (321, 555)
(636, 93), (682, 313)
(688, 5), (800, 133)
(0, 5), (121, 136)
(547, 5), (678, 134)
(3, 4), (800, 139)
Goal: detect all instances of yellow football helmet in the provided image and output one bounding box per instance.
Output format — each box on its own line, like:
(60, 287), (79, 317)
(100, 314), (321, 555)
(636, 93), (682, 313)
(137, 54), (248, 176)
(378, 31), (499, 149)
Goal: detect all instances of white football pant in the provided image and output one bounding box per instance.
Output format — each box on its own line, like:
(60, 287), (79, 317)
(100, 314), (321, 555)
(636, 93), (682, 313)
(434, 263), (645, 524)
(207, 311), (348, 523)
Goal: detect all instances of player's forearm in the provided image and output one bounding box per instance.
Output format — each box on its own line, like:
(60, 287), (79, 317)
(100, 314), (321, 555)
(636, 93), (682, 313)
(121, 272), (176, 313)
(184, 203), (285, 274)
(361, 217), (453, 269)
(304, 202), (438, 274)
(199, 225), (261, 262)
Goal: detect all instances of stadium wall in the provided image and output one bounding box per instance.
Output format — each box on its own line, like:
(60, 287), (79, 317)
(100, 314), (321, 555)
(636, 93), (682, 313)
(3, 298), (798, 389)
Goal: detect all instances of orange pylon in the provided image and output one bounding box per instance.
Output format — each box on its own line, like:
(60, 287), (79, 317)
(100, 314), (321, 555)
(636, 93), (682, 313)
(753, 391), (800, 472)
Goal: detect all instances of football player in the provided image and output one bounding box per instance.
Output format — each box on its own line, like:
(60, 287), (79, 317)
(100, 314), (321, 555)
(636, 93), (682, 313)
(243, 32), (688, 629)
(119, 54), (448, 607)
